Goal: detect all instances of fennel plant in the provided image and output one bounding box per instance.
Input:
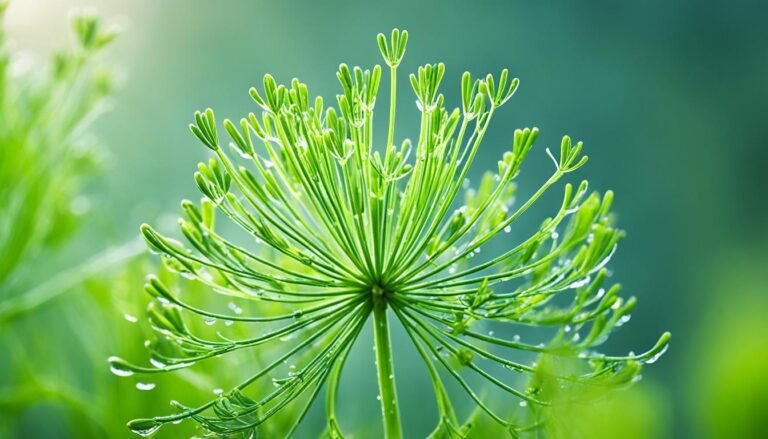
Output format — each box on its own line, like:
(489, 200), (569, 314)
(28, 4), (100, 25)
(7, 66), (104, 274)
(114, 29), (670, 437)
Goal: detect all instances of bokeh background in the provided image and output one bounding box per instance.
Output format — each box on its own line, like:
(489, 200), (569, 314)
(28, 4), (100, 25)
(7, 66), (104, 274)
(2, 0), (766, 437)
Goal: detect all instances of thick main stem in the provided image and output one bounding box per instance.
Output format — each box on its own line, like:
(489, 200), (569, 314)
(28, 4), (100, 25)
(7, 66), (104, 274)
(372, 292), (402, 439)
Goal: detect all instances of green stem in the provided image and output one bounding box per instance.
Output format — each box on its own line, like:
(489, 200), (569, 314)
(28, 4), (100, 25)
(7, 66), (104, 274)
(326, 336), (350, 438)
(386, 66), (397, 149)
(372, 291), (402, 439)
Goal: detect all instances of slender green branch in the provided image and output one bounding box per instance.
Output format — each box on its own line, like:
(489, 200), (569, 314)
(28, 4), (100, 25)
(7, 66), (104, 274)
(386, 66), (397, 150)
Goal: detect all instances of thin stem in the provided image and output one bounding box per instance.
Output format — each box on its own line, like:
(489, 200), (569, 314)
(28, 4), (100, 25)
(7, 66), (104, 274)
(386, 66), (397, 150)
(372, 292), (402, 439)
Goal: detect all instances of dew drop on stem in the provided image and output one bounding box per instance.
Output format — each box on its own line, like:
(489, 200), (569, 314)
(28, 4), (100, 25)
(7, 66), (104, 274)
(645, 344), (669, 364)
(130, 424), (161, 437)
(108, 357), (134, 377)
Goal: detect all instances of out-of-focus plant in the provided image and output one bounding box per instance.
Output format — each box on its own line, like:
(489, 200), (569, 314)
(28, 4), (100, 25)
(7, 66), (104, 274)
(443, 353), (671, 439)
(688, 246), (768, 439)
(0, 3), (138, 322)
(114, 29), (670, 437)
(523, 354), (668, 438)
(0, 3), (156, 437)
(0, 5), (305, 438)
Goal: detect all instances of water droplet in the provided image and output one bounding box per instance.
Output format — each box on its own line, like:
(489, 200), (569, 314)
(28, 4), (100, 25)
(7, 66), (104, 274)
(293, 310), (304, 319)
(512, 334), (521, 342)
(645, 344), (668, 364)
(149, 357), (167, 369)
(224, 320), (234, 327)
(227, 302), (243, 315)
(504, 225), (512, 233)
(124, 313), (138, 323)
(564, 325), (572, 333)
(376, 395), (382, 401)
(128, 421), (161, 437)
(213, 388), (223, 395)
(568, 276), (591, 289)
(136, 382), (156, 391)
(108, 357), (134, 377)
(204, 317), (217, 326)
(488, 330), (494, 336)
(596, 288), (606, 298)
(519, 401), (528, 407)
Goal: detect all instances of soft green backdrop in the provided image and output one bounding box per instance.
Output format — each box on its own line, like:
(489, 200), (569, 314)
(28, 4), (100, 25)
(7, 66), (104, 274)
(2, 0), (766, 437)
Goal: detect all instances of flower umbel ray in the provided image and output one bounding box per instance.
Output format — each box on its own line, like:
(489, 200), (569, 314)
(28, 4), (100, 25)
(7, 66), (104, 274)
(112, 29), (671, 438)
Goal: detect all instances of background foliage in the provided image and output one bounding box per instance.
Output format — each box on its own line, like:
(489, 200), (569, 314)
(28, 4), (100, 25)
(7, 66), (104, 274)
(1, 0), (766, 438)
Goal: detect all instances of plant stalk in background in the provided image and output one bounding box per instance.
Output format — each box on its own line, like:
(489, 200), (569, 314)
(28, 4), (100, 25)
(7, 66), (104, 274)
(113, 29), (670, 438)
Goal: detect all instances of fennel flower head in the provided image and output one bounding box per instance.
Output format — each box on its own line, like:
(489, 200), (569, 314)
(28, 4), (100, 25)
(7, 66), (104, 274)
(111, 29), (670, 438)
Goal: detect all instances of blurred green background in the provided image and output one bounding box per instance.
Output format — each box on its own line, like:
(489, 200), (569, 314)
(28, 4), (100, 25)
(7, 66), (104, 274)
(1, 0), (766, 437)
